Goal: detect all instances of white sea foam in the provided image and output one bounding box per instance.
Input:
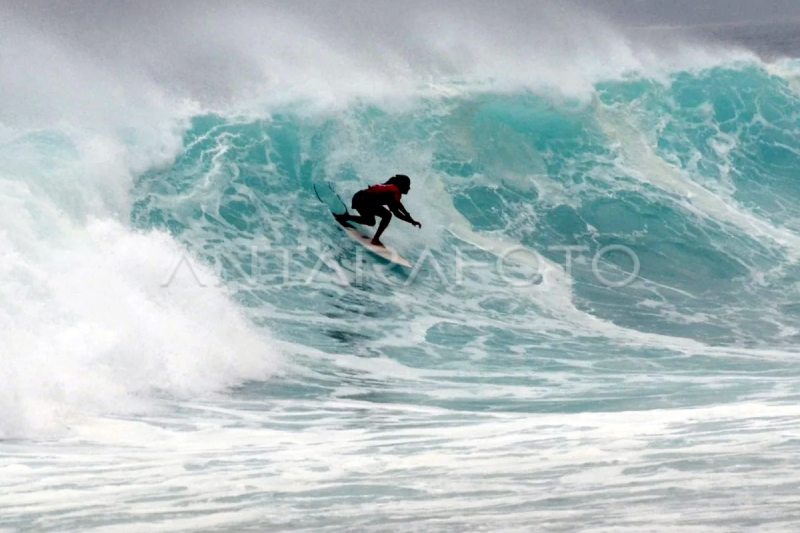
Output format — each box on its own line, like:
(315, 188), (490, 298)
(0, 15), (279, 438)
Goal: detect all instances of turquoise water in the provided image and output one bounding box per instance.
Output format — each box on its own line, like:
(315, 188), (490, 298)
(134, 65), (800, 350)
(5, 28), (800, 533)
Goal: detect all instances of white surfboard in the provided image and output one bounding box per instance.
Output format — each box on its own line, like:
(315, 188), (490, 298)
(337, 221), (413, 268)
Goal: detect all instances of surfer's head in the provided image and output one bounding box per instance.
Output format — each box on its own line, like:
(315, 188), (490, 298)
(386, 174), (411, 194)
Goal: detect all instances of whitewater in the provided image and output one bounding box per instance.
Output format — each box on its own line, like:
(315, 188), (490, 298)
(3, 1), (800, 531)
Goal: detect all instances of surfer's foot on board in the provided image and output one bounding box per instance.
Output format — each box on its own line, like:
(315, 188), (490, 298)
(334, 213), (353, 228)
(370, 238), (384, 247)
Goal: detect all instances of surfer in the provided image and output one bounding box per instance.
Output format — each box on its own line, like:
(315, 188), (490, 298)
(334, 174), (422, 247)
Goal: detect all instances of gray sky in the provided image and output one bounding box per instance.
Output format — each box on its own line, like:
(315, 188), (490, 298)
(2, 0), (799, 127)
(581, 0), (800, 27)
(6, 0), (800, 30)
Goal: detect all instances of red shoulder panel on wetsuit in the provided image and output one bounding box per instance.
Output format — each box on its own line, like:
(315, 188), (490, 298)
(366, 184), (401, 202)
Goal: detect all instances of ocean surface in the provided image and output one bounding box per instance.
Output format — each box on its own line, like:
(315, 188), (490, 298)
(4, 6), (800, 532)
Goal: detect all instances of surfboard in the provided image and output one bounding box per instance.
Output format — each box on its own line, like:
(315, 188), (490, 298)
(336, 219), (413, 268)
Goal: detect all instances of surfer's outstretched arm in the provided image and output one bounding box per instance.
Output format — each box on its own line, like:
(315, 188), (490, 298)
(390, 201), (422, 228)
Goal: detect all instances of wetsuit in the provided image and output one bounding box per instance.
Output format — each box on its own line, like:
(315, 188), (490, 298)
(335, 182), (419, 246)
(350, 184), (402, 225)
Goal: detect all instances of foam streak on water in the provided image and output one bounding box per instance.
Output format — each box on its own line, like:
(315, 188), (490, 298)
(3, 398), (800, 532)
